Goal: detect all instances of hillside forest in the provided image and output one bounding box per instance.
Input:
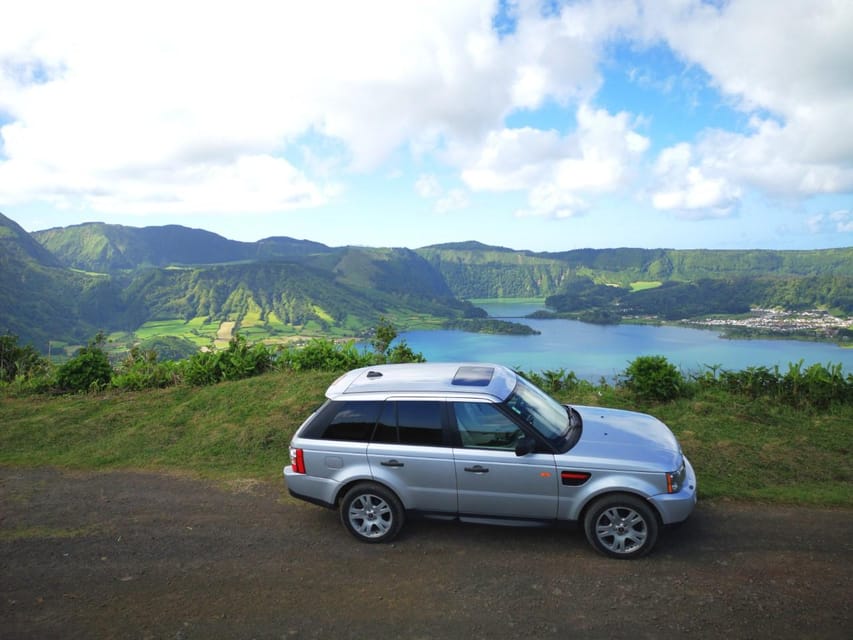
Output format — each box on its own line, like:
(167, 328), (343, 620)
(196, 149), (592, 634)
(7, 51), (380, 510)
(1, 212), (851, 359)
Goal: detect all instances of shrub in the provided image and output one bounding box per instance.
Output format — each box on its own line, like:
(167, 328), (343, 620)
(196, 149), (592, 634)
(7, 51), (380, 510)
(55, 333), (113, 393)
(279, 338), (373, 372)
(112, 346), (181, 390)
(517, 368), (593, 395)
(218, 334), (274, 380)
(181, 350), (221, 386)
(696, 360), (852, 409)
(622, 355), (685, 402)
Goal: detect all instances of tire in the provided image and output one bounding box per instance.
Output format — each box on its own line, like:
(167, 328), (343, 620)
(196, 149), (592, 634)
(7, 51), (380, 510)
(583, 494), (659, 559)
(340, 483), (405, 543)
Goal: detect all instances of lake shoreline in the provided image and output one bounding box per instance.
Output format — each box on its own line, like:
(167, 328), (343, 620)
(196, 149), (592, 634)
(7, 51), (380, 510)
(404, 299), (853, 381)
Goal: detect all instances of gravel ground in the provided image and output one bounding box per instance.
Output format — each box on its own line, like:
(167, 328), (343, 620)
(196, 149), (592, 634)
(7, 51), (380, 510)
(1, 467), (851, 639)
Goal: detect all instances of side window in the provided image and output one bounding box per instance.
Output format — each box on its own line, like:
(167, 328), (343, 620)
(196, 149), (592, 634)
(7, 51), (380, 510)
(321, 401), (382, 441)
(397, 401), (445, 446)
(453, 402), (524, 450)
(372, 402), (398, 443)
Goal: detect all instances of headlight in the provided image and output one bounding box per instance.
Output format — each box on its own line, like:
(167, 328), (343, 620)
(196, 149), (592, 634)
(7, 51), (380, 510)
(666, 462), (686, 494)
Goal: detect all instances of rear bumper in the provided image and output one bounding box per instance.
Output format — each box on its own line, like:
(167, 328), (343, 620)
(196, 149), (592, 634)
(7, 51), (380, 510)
(650, 457), (698, 524)
(283, 466), (338, 509)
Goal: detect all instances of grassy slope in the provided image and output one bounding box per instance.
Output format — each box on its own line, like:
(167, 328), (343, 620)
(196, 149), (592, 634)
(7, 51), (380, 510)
(1, 371), (850, 507)
(0, 371), (336, 479)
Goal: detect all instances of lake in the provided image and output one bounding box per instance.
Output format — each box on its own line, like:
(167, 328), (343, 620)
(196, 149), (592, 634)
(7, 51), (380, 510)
(398, 300), (853, 382)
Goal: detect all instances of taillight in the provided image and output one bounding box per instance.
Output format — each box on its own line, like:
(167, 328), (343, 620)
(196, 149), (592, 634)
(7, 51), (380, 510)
(290, 447), (306, 474)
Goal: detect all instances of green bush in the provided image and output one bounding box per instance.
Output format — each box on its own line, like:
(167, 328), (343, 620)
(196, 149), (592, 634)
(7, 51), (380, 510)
(622, 355), (685, 402)
(218, 334), (274, 380)
(55, 334), (113, 393)
(517, 367), (594, 395)
(696, 360), (852, 409)
(112, 346), (181, 390)
(180, 350), (221, 386)
(279, 338), (373, 372)
(177, 335), (277, 386)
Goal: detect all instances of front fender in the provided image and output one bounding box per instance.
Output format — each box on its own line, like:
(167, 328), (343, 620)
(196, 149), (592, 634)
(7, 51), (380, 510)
(558, 473), (664, 522)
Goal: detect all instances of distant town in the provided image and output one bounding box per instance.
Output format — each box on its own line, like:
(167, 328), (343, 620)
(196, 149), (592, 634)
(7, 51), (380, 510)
(683, 308), (852, 339)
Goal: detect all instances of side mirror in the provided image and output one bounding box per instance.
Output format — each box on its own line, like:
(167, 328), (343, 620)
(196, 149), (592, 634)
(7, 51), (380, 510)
(515, 436), (536, 457)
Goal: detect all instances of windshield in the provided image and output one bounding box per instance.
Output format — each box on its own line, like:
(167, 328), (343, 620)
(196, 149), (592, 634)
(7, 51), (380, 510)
(504, 376), (570, 443)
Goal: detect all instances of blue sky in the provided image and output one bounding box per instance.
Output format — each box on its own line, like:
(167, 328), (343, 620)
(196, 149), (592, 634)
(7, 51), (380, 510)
(1, 0), (851, 251)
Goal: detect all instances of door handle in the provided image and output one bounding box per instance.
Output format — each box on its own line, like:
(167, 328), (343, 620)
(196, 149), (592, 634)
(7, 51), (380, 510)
(464, 465), (489, 473)
(380, 459), (404, 468)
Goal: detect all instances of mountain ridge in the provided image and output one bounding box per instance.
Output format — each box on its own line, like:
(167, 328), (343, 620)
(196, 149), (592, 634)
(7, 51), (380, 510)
(2, 212), (851, 352)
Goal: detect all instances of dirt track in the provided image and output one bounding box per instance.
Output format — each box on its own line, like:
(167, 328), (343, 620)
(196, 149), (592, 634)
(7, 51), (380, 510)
(1, 467), (851, 639)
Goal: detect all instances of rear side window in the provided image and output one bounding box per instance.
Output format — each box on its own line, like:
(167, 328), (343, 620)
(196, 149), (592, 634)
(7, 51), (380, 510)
(398, 401), (444, 446)
(372, 401), (446, 446)
(300, 400), (383, 441)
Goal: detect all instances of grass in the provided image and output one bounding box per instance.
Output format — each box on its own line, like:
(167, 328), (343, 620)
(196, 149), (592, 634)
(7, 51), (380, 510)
(630, 281), (663, 292)
(1, 371), (850, 507)
(0, 370), (337, 480)
(134, 317), (220, 347)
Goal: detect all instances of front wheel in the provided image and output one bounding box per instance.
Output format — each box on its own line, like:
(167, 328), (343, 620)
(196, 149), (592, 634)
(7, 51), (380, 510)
(340, 483), (404, 543)
(583, 494), (659, 559)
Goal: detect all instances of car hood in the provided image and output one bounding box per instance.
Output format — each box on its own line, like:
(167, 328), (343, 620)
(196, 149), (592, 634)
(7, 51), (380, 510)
(564, 405), (682, 472)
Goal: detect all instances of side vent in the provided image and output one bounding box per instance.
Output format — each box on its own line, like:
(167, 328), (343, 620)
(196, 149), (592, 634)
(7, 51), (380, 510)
(560, 471), (591, 486)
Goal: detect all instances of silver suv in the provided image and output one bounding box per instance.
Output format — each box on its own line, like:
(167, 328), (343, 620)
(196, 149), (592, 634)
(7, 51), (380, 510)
(284, 363), (697, 558)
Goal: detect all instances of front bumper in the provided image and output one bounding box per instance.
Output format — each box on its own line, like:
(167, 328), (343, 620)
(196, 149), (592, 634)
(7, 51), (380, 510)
(650, 456), (698, 524)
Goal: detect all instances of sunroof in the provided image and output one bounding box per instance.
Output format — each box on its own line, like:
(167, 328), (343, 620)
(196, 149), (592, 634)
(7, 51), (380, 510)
(452, 366), (494, 387)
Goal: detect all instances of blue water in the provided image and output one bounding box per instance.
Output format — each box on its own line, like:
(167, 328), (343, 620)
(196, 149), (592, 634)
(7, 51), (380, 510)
(398, 301), (853, 382)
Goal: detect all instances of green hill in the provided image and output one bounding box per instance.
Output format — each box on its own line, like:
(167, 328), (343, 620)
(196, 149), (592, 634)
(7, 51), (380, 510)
(1, 212), (851, 352)
(418, 244), (853, 298)
(3, 214), (475, 351)
(0, 213), (100, 348)
(33, 221), (342, 273)
(33, 222), (257, 272)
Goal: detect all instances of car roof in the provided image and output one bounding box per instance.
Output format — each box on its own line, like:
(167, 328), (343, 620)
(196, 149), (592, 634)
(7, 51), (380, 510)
(324, 362), (518, 402)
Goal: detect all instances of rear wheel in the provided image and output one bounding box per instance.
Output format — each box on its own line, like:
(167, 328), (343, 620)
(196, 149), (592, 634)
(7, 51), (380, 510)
(583, 494), (659, 559)
(340, 483), (404, 543)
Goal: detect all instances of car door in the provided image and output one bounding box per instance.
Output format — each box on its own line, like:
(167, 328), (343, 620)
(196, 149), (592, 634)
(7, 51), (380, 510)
(450, 401), (558, 520)
(367, 400), (458, 515)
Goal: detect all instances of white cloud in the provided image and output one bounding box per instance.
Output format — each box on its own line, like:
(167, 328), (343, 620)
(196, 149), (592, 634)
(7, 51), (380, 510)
(464, 104), (649, 218)
(415, 174), (469, 214)
(436, 188), (469, 214)
(515, 184), (589, 219)
(836, 211), (853, 233)
(650, 142), (741, 218)
(644, 0), (853, 212)
(415, 174), (443, 199)
(460, 127), (566, 192)
(0, 0), (850, 237)
(808, 210), (853, 235)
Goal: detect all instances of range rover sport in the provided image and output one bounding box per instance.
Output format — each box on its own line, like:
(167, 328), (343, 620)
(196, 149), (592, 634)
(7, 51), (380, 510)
(284, 362), (697, 559)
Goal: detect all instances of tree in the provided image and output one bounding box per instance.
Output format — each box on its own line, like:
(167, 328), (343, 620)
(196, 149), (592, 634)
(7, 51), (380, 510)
(0, 333), (48, 382)
(370, 317), (398, 356)
(370, 317), (425, 364)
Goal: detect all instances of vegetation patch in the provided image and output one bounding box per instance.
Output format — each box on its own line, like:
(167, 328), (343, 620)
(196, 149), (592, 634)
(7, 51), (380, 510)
(3, 326), (851, 507)
(630, 281), (662, 291)
(0, 524), (105, 542)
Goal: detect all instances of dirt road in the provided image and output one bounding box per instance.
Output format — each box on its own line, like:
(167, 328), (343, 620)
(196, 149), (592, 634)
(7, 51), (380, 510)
(1, 468), (850, 639)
